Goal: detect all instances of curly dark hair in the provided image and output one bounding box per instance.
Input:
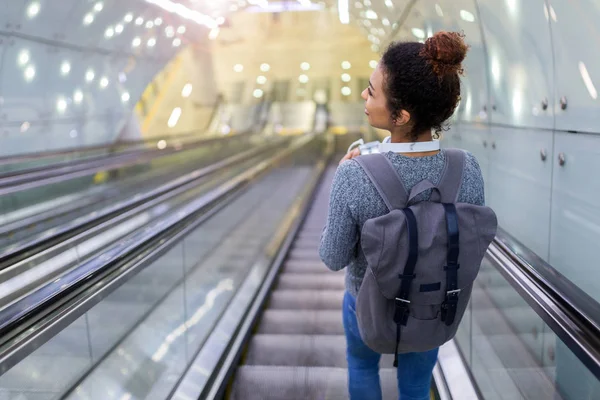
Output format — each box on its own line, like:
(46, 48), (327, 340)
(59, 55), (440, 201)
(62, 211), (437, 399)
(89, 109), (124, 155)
(380, 31), (469, 141)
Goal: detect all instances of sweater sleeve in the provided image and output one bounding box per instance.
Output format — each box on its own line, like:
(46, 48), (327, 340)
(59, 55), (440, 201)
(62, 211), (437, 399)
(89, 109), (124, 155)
(319, 161), (360, 271)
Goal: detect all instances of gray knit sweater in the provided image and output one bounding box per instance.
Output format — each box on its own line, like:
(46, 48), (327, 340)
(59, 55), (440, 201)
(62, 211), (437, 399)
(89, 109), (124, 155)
(319, 149), (485, 297)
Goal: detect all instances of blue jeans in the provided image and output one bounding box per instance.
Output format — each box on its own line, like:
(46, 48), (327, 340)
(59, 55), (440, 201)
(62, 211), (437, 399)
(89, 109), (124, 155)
(342, 291), (439, 400)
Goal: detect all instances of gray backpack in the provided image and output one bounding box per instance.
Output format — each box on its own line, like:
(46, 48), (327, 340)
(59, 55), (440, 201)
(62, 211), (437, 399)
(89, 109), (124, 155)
(354, 150), (497, 367)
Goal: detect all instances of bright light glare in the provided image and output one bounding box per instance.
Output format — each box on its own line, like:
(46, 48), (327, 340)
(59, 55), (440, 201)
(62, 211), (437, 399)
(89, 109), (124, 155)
(99, 77), (109, 88)
(105, 27), (114, 37)
(579, 61), (597, 99)
(61, 61), (71, 76)
(124, 13), (133, 22)
(299, 74), (309, 83)
(168, 108), (182, 127)
(132, 37), (141, 47)
(144, 0), (219, 29)
(460, 10), (475, 22)
(411, 28), (425, 39)
(94, 2), (104, 12)
(74, 90), (83, 103)
(341, 73), (351, 82)
(121, 92), (130, 102)
(157, 140), (167, 149)
(341, 61), (351, 70)
(369, 60), (378, 69)
(253, 89), (264, 98)
(338, 0), (349, 24)
(27, 2), (41, 18)
(257, 76), (267, 84)
(24, 65), (35, 81)
(147, 37), (156, 47)
(83, 13), (94, 25)
(56, 97), (67, 113)
(86, 69), (95, 82)
(260, 63), (271, 72)
(182, 83), (193, 97)
(172, 38), (181, 47)
(115, 24), (124, 33)
(233, 64), (244, 72)
(341, 86), (351, 96)
(18, 50), (30, 66)
(300, 62), (310, 71)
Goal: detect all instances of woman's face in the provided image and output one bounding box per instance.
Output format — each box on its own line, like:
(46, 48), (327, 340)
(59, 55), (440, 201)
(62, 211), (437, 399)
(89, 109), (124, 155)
(361, 64), (392, 130)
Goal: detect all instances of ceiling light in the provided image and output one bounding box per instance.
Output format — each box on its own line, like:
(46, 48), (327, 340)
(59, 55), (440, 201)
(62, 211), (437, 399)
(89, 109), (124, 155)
(177, 25), (186, 34)
(411, 28), (425, 39)
(56, 97), (67, 113)
(18, 50), (30, 66)
(74, 90), (83, 104)
(233, 64), (243, 72)
(94, 2), (104, 12)
(341, 73), (351, 82)
(182, 83), (193, 97)
(172, 38), (181, 47)
(341, 61), (351, 69)
(460, 10), (475, 22)
(253, 89), (264, 98)
(27, 2), (41, 19)
(99, 77), (109, 88)
(299, 74), (309, 83)
(338, 0), (349, 24)
(83, 13), (94, 25)
(154, 17), (163, 25)
(382, 18), (389, 26)
(208, 28), (219, 40)
(365, 9), (377, 19)
(24, 65), (35, 81)
(300, 62), (310, 71)
(20, 121), (30, 133)
(147, 37), (156, 47)
(121, 92), (130, 102)
(61, 61), (71, 76)
(132, 37), (141, 47)
(135, 17), (144, 25)
(146, 21), (154, 28)
(435, 4), (443, 17)
(115, 24), (124, 33)
(157, 139), (167, 149)
(369, 60), (377, 68)
(86, 69), (95, 82)
(165, 26), (175, 37)
(384, 0), (393, 7)
(144, 0), (219, 29)
(257, 76), (267, 84)
(260, 63), (270, 72)
(341, 86), (351, 96)
(105, 27), (114, 38)
(168, 107), (182, 127)
(124, 13), (133, 22)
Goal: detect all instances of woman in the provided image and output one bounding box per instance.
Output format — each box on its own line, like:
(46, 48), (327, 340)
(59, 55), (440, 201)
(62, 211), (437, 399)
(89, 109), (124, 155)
(319, 31), (485, 400)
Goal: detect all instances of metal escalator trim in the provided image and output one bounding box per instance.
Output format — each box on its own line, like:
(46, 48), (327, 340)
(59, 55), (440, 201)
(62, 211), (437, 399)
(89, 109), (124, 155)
(169, 137), (334, 400)
(0, 132), (255, 193)
(487, 239), (600, 381)
(0, 134), (317, 376)
(0, 138), (286, 270)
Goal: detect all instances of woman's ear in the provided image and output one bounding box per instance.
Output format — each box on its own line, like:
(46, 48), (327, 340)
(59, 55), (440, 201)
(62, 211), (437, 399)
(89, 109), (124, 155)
(393, 110), (411, 126)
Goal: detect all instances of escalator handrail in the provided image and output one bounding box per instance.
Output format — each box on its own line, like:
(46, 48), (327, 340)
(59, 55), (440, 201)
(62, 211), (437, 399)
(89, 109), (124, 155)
(0, 125), (236, 167)
(0, 134), (316, 376)
(489, 227), (600, 380)
(0, 138), (287, 270)
(0, 131), (253, 191)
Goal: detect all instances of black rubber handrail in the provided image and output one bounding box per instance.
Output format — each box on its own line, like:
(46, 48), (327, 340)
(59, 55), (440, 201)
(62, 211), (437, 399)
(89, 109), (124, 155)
(488, 228), (600, 380)
(0, 131), (254, 192)
(0, 134), (316, 376)
(0, 138), (287, 270)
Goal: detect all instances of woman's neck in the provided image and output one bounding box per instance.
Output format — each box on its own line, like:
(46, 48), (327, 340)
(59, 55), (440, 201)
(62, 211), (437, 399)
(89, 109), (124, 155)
(389, 130), (439, 157)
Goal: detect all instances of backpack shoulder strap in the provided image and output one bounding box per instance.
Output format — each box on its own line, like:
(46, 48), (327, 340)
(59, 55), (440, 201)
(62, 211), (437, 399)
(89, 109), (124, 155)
(438, 149), (466, 203)
(354, 154), (408, 210)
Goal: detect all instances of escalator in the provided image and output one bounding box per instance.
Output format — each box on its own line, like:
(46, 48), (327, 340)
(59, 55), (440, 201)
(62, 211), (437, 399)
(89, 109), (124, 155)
(2, 135), (600, 400)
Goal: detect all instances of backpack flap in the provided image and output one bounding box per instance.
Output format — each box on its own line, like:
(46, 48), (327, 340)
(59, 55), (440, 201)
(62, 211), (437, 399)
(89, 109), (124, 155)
(361, 201), (497, 309)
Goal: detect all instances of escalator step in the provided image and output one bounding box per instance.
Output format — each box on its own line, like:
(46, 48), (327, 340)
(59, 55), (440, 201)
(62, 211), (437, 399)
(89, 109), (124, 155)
(282, 259), (329, 274)
(245, 334), (396, 368)
(268, 290), (343, 310)
(257, 310), (343, 334)
(229, 366), (398, 400)
(245, 334), (346, 367)
(288, 248), (320, 260)
(277, 273), (345, 290)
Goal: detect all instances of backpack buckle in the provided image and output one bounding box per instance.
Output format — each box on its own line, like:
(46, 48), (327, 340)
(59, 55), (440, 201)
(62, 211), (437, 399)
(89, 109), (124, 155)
(441, 289), (461, 325)
(394, 297), (410, 325)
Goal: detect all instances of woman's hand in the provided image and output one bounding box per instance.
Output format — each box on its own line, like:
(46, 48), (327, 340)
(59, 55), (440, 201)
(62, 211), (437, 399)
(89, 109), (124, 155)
(339, 148), (361, 165)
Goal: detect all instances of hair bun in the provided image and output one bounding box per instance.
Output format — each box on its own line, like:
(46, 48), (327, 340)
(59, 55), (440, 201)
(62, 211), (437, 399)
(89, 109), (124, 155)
(421, 31), (469, 77)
